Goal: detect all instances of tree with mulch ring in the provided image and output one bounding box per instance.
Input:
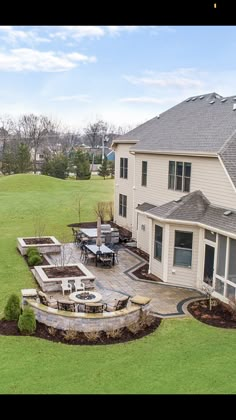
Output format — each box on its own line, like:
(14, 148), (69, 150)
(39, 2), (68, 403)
(188, 298), (236, 329)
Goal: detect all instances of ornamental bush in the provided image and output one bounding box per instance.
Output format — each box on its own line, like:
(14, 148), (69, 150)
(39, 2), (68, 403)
(26, 247), (38, 257)
(18, 307), (36, 335)
(4, 293), (21, 321)
(28, 254), (43, 267)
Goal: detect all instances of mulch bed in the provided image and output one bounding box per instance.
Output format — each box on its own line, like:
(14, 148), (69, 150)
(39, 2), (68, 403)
(132, 263), (163, 282)
(23, 238), (54, 245)
(124, 245), (149, 262)
(43, 266), (85, 278)
(0, 317), (161, 345)
(188, 298), (236, 329)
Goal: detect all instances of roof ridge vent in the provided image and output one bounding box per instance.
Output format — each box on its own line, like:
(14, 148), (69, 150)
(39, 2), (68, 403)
(186, 98), (191, 102)
(233, 104), (236, 111)
(221, 98), (227, 103)
(224, 210), (232, 216)
(192, 97), (197, 101)
(209, 100), (215, 104)
(199, 95), (204, 99)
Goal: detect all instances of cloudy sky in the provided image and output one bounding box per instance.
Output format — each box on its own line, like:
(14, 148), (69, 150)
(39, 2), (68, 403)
(0, 25), (236, 130)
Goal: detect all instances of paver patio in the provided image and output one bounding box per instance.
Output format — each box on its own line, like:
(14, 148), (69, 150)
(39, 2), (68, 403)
(47, 243), (202, 318)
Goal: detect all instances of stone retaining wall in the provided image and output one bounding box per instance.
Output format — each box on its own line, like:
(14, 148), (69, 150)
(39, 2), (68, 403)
(26, 299), (151, 332)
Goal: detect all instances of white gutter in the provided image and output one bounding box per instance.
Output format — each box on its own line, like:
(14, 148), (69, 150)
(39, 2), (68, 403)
(129, 149), (217, 158)
(141, 211), (236, 240)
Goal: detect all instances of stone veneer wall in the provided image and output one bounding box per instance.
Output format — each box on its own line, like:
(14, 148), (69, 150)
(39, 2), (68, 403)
(26, 299), (151, 332)
(17, 236), (61, 255)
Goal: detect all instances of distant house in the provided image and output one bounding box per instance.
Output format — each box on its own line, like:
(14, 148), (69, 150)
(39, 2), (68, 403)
(113, 92), (236, 305)
(107, 150), (115, 161)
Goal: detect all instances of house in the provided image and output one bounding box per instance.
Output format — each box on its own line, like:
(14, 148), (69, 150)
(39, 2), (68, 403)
(112, 92), (236, 305)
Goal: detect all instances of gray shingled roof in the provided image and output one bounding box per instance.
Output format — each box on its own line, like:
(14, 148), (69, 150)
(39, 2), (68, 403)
(115, 92), (236, 188)
(136, 202), (156, 212)
(144, 190), (236, 235)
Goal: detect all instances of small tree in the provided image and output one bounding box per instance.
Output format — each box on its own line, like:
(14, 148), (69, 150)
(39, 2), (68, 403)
(33, 209), (46, 239)
(107, 201), (114, 221)
(98, 156), (110, 180)
(108, 160), (115, 178)
(202, 283), (214, 310)
(4, 294), (21, 321)
(73, 149), (91, 180)
(94, 201), (107, 223)
(74, 193), (83, 224)
(15, 143), (32, 173)
(18, 307), (36, 335)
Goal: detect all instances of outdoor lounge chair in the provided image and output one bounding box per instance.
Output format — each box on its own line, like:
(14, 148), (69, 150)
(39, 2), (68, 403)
(61, 279), (73, 295)
(74, 279), (85, 292)
(105, 296), (130, 312)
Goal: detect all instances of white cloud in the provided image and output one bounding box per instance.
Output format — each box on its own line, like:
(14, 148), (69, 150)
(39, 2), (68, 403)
(124, 68), (203, 89)
(0, 26), (51, 45)
(50, 26), (105, 41)
(51, 94), (91, 102)
(0, 48), (96, 72)
(120, 96), (174, 104)
(106, 26), (139, 35)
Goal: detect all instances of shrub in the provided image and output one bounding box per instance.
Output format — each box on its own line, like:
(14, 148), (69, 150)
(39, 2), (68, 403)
(18, 307), (36, 335)
(63, 329), (78, 341)
(26, 247), (38, 257)
(83, 331), (101, 342)
(106, 328), (123, 339)
(28, 254), (43, 267)
(4, 293), (21, 321)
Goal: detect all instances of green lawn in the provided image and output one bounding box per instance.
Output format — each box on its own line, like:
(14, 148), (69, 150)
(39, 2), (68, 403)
(0, 174), (236, 394)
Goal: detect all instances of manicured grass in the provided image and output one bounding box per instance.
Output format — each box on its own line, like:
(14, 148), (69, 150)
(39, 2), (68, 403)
(0, 174), (236, 394)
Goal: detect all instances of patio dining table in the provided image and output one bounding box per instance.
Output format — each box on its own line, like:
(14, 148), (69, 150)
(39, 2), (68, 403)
(85, 243), (115, 266)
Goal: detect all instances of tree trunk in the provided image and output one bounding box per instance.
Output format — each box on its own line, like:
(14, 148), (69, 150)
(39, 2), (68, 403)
(34, 148), (37, 174)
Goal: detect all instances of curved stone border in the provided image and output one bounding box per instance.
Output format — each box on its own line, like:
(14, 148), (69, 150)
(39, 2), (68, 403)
(26, 299), (151, 333)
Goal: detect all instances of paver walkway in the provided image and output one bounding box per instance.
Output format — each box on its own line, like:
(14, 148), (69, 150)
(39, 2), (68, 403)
(48, 243), (202, 318)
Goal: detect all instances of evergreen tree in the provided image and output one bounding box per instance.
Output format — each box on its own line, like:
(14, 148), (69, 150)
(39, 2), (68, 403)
(15, 143), (32, 173)
(108, 160), (115, 178)
(98, 156), (110, 179)
(41, 154), (68, 179)
(73, 149), (91, 180)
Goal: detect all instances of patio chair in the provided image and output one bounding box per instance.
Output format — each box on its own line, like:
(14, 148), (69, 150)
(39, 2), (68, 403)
(38, 291), (57, 309)
(84, 302), (107, 313)
(99, 253), (113, 267)
(84, 249), (96, 265)
(105, 296), (130, 312)
(57, 299), (76, 312)
(74, 279), (85, 292)
(61, 279), (73, 295)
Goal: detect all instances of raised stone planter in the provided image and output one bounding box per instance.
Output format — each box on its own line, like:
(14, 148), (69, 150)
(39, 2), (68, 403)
(17, 236), (61, 255)
(33, 263), (96, 292)
(26, 299), (151, 332)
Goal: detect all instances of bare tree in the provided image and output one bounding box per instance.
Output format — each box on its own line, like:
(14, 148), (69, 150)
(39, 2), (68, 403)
(19, 114), (57, 173)
(33, 210), (46, 239)
(94, 202), (108, 223)
(107, 201), (114, 222)
(84, 120), (108, 148)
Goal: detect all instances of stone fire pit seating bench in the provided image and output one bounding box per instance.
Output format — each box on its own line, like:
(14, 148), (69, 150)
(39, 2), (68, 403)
(130, 295), (151, 306)
(106, 295), (130, 312)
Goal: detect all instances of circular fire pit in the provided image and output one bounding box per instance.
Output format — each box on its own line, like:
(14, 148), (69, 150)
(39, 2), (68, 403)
(76, 292), (96, 300)
(69, 291), (102, 303)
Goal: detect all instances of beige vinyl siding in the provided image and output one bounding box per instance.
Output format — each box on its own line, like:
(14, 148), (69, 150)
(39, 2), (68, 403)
(114, 144), (134, 231)
(150, 221), (163, 280)
(136, 213), (149, 253)
(167, 224), (199, 288)
(134, 154), (236, 210)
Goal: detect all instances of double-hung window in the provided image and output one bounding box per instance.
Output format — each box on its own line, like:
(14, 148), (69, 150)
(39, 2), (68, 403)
(154, 225), (163, 261)
(141, 161), (148, 186)
(168, 161), (191, 192)
(120, 158), (128, 179)
(119, 194), (127, 218)
(174, 231), (193, 267)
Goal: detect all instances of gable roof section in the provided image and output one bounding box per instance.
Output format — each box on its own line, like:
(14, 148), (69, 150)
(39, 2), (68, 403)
(145, 190), (236, 236)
